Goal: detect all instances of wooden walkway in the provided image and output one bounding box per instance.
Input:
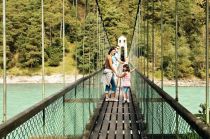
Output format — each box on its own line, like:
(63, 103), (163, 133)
(89, 89), (143, 139)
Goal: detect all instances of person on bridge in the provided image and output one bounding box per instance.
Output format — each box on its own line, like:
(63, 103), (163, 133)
(101, 47), (118, 101)
(112, 46), (124, 90)
(117, 64), (135, 103)
(112, 46), (124, 73)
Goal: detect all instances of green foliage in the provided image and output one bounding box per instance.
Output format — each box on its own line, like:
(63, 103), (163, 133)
(139, 0), (207, 79)
(46, 46), (62, 67)
(76, 12), (98, 73)
(0, 0), (208, 79)
(0, 0), (79, 71)
(99, 0), (138, 46)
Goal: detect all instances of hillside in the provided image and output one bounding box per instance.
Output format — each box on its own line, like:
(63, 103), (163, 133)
(0, 0), (209, 79)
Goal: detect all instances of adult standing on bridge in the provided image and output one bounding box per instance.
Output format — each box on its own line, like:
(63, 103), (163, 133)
(112, 46), (124, 72)
(112, 46), (124, 87)
(101, 47), (118, 101)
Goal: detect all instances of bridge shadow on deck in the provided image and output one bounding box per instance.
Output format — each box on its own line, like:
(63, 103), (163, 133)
(87, 89), (146, 139)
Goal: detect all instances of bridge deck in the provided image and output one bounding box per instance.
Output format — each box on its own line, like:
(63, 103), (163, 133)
(89, 89), (142, 139)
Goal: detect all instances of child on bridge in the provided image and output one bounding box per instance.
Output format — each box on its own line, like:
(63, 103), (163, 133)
(117, 64), (135, 103)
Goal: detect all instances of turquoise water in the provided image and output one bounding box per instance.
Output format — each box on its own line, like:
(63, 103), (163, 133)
(0, 83), (64, 122)
(0, 83), (100, 137)
(0, 84), (207, 124)
(164, 86), (206, 114)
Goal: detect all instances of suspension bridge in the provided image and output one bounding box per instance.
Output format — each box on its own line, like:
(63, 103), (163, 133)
(1, 0), (210, 138)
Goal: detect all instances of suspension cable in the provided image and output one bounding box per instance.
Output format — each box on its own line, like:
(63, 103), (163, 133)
(138, 6), (140, 70)
(144, 20), (146, 76)
(175, 0), (179, 136)
(151, 0), (155, 136)
(160, 0), (164, 138)
(95, 0), (111, 47)
(3, 0), (7, 122)
(41, 0), (45, 99)
(130, 0), (141, 50)
(98, 13), (101, 69)
(206, 0), (209, 124)
(175, 0), (178, 101)
(62, 0), (65, 86)
(75, 0), (78, 81)
(146, 0), (149, 78)
(62, 0), (66, 131)
(82, 37), (85, 78)
(97, 6), (99, 70)
(152, 0), (154, 82)
(160, 0), (163, 89)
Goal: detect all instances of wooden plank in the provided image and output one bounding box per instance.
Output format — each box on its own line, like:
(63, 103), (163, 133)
(108, 102), (118, 138)
(124, 104), (131, 139)
(129, 102), (140, 139)
(90, 101), (109, 139)
(116, 97), (123, 139)
(98, 102), (113, 139)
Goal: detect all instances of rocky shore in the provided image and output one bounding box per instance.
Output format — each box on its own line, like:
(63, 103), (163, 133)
(0, 74), (83, 84)
(0, 75), (207, 86)
(155, 78), (207, 87)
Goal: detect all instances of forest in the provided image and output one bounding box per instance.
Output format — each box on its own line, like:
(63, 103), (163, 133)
(0, 0), (209, 79)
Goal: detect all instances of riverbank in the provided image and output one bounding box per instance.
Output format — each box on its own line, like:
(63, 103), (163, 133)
(0, 75), (207, 86)
(155, 78), (206, 87)
(0, 74), (83, 84)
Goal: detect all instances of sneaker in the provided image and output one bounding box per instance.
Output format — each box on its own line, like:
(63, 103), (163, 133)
(105, 98), (109, 101)
(127, 99), (130, 103)
(122, 99), (126, 103)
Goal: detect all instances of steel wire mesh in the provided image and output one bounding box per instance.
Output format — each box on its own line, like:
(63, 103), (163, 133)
(1, 71), (103, 139)
(131, 71), (203, 138)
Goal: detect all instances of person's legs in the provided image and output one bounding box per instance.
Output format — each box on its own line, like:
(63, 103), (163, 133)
(123, 87), (127, 102)
(105, 85), (110, 101)
(123, 87), (130, 103)
(126, 87), (130, 103)
(110, 75), (117, 101)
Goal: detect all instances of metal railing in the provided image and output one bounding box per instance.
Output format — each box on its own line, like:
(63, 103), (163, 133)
(131, 70), (210, 139)
(0, 70), (103, 139)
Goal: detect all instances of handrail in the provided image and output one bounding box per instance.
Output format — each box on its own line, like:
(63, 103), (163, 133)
(136, 70), (210, 138)
(0, 69), (102, 138)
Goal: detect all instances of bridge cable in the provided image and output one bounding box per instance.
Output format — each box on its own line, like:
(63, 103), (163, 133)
(97, 6), (101, 70)
(41, 0), (45, 99)
(144, 18), (146, 76)
(175, 0), (178, 102)
(205, 0), (209, 124)
(96, 5), (99, 70)
(160, 1), (164, 90)
(128, 0), (141, 66)
(138, 10), (140, 72)
(62, 0), (66, 86)
(146, 0), (149, 78)
(62, 1), (66, 134)
(138, 2), (143, 110)
(95, 0), (111, 47)
(151, 0), (155, 137)
(130, 0), (141, 50)
(160, 0), (164, 137)
(75, 0), (78, 81)
(2, 0), (7, 122)
(175, 0), (179, 136)
(152, 0), (154, 82)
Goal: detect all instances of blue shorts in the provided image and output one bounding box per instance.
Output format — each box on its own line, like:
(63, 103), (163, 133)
(123, 87), (130, 94)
